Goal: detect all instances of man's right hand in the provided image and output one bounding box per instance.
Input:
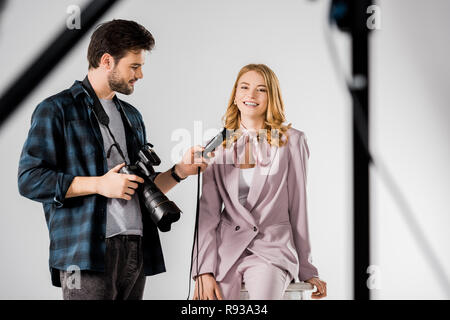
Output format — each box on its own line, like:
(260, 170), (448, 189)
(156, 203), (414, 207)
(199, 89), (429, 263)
(96, 163), (144, 200)
(193, 273), (223, 300)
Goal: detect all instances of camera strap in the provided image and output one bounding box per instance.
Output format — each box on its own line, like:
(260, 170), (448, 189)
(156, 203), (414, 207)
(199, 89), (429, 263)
(82, 76), (134, 164)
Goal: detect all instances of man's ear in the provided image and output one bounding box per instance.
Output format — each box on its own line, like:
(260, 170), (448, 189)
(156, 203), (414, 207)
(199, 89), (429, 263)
(99, 53), (115, 71)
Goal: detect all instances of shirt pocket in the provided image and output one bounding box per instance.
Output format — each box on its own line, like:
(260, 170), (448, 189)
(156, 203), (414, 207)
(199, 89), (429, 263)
(65, 120), (100, 156)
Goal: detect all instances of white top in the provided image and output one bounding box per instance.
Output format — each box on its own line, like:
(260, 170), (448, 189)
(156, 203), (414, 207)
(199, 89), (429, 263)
(238, 167), (255, 205)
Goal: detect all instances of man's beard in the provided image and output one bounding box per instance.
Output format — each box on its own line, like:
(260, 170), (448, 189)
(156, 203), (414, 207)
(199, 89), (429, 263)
(108, 68), (134, 95)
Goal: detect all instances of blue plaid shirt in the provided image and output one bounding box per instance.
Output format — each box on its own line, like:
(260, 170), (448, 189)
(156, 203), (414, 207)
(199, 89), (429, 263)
(18, 78), (166, 287)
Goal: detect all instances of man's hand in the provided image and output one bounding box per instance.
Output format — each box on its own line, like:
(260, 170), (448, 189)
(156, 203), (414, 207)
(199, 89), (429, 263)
(152, 146), (216, 194)
(176, 145), (215, 178)
(96, 163), (144, 200)
(305, 277), (327, 299)
(193, 273), (223, 300)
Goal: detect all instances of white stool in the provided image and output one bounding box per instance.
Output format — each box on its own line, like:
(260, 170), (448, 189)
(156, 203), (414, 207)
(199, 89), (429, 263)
(240, 282), (314, 300)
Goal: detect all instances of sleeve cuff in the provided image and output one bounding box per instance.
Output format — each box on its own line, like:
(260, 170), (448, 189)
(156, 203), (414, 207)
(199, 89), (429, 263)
(192, 270), (216, 281)
(54, 172), (75, 208)
(299, 271), (319, 282)
(150, 171), (162, 182)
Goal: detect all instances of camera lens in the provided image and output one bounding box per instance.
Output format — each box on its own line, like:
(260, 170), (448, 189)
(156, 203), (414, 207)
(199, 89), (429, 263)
(141, 182), (182, 232)
(120, 165), (182, 232)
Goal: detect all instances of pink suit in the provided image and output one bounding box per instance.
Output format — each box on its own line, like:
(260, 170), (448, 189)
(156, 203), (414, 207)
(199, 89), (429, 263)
(192, 127), (319, 299)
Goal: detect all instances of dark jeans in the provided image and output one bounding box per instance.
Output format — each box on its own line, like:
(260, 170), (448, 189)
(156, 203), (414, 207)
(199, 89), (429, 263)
(59, 235), (145, 300)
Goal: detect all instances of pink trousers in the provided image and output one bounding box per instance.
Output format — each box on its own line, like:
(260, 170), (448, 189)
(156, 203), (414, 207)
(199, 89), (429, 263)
(217, 249), (293, 300)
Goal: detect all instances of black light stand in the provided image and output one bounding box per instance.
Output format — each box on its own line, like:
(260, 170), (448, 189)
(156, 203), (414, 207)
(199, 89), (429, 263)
(330, 0), (374, 300)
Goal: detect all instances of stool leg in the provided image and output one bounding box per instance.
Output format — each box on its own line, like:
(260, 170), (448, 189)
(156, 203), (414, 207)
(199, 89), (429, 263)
(300, 290), (311, 300)
(240, 291), (249, 300)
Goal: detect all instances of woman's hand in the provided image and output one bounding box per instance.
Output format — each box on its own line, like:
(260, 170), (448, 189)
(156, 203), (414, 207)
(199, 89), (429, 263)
(193, 273), (223, 300)
(305, 277), (327, 299)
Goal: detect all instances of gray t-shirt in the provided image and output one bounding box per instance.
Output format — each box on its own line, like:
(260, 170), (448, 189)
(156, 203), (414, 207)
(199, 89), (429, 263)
(98, 98), (143, 238)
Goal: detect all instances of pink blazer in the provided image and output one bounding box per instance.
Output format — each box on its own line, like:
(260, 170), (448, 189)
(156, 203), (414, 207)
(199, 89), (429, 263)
(192, 127), (319, 282)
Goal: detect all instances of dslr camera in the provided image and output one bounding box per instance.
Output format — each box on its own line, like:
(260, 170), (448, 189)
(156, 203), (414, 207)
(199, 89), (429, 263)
(120, 143), (182, 232)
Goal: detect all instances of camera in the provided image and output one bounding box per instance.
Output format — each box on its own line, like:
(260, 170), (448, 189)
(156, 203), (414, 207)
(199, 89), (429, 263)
(120, 143), (182, 232)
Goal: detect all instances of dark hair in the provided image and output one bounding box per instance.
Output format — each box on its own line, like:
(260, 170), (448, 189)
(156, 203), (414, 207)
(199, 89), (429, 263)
(87, 19), (155, 69)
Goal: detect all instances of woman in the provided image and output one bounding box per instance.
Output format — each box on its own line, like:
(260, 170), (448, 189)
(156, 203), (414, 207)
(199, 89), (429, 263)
(192, 64), (326, 300)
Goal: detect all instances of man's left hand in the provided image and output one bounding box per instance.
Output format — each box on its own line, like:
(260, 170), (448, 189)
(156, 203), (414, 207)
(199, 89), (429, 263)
(176, 145), (215, 178)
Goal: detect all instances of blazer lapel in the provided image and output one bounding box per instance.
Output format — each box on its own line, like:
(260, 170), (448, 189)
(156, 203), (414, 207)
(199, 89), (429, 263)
(222, 134), (279, 225)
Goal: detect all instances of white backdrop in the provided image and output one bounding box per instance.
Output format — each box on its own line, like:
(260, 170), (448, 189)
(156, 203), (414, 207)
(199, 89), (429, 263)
(0, 0), (448, 300)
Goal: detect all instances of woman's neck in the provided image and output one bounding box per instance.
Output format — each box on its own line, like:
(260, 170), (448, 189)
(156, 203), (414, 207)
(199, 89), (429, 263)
(240, 117), (265, 132)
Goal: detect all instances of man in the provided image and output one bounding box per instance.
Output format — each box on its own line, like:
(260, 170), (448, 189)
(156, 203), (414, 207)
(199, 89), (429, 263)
(18, 19), (209, 300)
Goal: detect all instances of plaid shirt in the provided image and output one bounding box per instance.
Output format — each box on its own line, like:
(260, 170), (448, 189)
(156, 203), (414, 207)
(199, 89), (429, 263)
(18, 78), (166, 287)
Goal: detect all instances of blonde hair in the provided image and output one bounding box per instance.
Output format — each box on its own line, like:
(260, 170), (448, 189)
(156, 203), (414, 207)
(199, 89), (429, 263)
(222, 64), (291, 148)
